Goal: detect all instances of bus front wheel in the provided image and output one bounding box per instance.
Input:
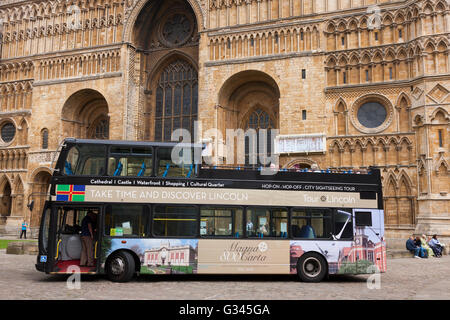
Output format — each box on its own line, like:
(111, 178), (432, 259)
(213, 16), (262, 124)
(297, 253), (327, 283)
(106, 251), (135, 282)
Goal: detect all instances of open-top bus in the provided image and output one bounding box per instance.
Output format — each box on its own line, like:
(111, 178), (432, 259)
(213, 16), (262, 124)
(35, 138), (386, 282)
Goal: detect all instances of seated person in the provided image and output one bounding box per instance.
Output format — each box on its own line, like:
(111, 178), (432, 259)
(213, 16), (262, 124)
(246, 220), (255, 236)
(406, 235), (426, 258)
(420, 234), (434, 258)
(298, 225), (316, 239)
(428, 234), (444, 258)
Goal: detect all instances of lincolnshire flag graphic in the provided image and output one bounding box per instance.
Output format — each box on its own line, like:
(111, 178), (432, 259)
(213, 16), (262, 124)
(56, 185), (86, 201)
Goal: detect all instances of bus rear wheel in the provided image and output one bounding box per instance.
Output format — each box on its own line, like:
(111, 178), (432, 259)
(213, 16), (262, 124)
(106, 251), (135, 282)
(297, 253), (327, 283)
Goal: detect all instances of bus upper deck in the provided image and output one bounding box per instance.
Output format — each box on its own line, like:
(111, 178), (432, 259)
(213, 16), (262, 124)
(51, 138), (383, 201)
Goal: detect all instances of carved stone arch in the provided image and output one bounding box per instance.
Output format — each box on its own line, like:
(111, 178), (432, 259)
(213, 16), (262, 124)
(145, 50), (199, 90)
(326, 55), (337, 67)
(0, 174), (13, 221)
(334, 97), (347, 112)
(329, 139), (342, 151)
(387, 136), (399, 152)
(417, 158), (426, 175)
(436, 38), (449, 50)
(334, 98), (347, 136)
(146, 56), (199, 142)
(422, 1), (434, 13)
(398, 170), (412, 191)
(372, 50), (383, 63)
(384, 171), (398, 194)
(396, 92), (411, 107)
(326, 22), (336, 33)
(218, 70), (280, 166)
(284, 158), (318, 170)
(123, 0), (205, 43)
(61, 88), (110, 139)
(29, 168), (52, 226)
(349, 52), (359, 65)
(394, 11), (405, 24)
(397, 170), (414, 224)
(348, 18), (358, 30)
(359, 15), (369, 29)
(382, 12), (394, 25)
(430, 107), (450, 123)
(376, 136), (388, 147)
(337, 54), (348, 67)
(361, 52), (371, 65)
(435, 0), (448, 10)
(337, 20), (346, 32)
(397, 47), (408, 60)
(0, 173), (13, 191)
(13, 173), (25, 195)
(239, 104), (276, 131)
(435, 157), (449, 174)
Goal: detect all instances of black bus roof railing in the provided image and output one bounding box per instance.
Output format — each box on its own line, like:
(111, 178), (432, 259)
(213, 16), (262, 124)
(200, 165), (378, 175)
(62, 138), (204, 148)
(58, 138), (381, 181)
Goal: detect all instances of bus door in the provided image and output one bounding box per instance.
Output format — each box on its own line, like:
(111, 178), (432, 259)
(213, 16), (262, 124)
(36, 202), (56, 273)
(52, 206), (101, 274)
(353, 209), (385, 273)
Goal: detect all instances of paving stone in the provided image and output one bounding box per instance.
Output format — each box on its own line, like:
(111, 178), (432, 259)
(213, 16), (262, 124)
(0, 250), (449, 300)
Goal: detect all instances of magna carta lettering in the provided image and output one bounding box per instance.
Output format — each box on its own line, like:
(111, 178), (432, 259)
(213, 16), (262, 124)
(0, 0), (448, 246)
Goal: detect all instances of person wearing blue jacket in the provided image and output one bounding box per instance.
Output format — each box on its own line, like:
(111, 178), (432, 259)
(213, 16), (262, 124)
(406, 235), (427, 258)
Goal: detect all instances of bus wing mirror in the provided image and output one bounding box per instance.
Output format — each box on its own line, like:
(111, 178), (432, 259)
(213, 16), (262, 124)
(27, 200), (34, 212)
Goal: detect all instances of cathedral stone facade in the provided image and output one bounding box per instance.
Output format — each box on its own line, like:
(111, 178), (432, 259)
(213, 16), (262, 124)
(0, 0), (448, 242)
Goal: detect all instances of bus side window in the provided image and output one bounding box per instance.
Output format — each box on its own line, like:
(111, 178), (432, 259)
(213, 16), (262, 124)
(108, 146), (152, 177)
(246, 207), (270, 238)
(234, 209), (244, 238)
(64, 146), (79, 175)
(152, 205), (197, 237)
(65, 144), (106, 176)
(105, 204), (149, 237)
(200, 207), (239, 237)
(355, 211), (372, 227)
(157, 147), (193, 178)
(291, 209), (332, 239)
(334, 209), (353, 239)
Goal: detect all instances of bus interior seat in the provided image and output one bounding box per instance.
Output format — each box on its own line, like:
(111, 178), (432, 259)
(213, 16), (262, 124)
(65, 161), (73, 175)
(137, 162), (146, 177)
(162, 163), (170, 177)
(298, 225), (316, 239)
(59, 234), (82, 261)
(113, 162), (123, 176)
(291, 225), (300, 237)
(187, 164), (193, 178)
(61, 224), (81, 234)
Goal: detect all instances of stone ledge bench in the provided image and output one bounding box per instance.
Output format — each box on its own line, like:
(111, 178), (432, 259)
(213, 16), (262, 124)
(6, 241), (38, 255)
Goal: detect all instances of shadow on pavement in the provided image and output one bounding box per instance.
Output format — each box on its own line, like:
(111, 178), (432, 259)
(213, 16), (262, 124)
(37, 273), (370, 283)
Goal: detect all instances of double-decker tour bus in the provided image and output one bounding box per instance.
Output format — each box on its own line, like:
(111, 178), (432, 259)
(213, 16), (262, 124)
(35, 138), (386, 282)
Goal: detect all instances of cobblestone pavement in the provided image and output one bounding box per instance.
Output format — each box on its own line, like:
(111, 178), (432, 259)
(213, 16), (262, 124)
(1, 250), (449, 300)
